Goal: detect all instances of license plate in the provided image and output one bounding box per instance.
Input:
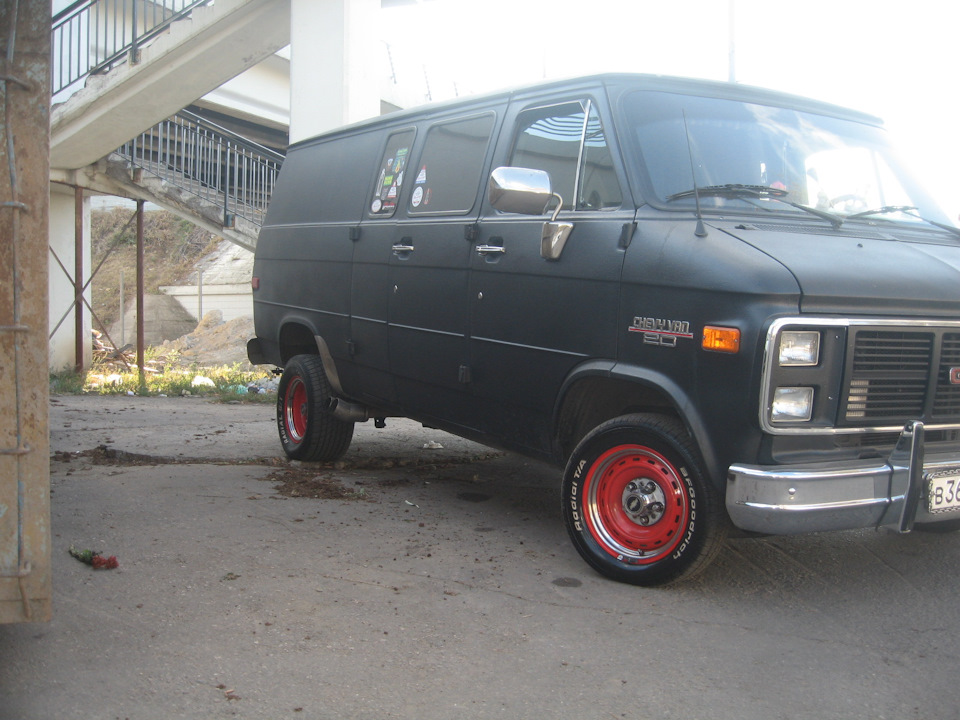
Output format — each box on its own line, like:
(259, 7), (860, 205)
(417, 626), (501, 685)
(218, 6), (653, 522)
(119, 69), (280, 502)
(927, 468), (960, 513)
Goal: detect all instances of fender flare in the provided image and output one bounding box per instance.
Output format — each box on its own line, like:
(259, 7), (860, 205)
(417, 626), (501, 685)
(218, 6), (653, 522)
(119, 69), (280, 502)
(274, 317), (346, 392)
(276, 314), (320, 353)
(553, 359), (721, 486)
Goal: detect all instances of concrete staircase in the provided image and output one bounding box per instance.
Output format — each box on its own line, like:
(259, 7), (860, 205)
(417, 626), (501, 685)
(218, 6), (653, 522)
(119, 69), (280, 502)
(50, 0), (292, 250)
(100, 152), (262, 252)
(51, 0), (290, 170)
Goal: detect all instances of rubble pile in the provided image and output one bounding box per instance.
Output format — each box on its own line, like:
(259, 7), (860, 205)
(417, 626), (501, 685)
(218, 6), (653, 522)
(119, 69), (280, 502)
(91, 330), (165, 374)
(159, 310), (256, 369)
(93, 311), (258, 371)
(87, 312), (280, 394)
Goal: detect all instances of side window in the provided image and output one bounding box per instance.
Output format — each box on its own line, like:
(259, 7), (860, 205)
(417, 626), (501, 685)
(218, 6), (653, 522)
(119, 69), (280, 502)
(512, 102), (582, 211)
(409, 113), (495, 214)
(510, 100), (621, 211)
(369, 129), (415, 217)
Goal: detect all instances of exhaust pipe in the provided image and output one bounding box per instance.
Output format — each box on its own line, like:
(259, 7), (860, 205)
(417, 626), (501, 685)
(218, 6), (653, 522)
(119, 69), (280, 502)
(327, 397), (370, 423)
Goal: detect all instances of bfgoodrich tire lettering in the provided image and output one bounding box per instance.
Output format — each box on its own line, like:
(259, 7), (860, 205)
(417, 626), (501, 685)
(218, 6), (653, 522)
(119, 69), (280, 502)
(277, 354), (354, 462)
(562, 414), (728, 586)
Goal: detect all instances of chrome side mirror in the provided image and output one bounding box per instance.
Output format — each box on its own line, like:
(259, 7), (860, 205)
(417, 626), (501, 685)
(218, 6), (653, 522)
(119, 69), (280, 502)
(488, 166), (555, 216)
(488, 166), (573, 260)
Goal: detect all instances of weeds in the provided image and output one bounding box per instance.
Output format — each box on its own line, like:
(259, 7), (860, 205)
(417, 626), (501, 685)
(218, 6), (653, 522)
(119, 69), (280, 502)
(49, 369), (87, 395)
(51, 358), (276, 402)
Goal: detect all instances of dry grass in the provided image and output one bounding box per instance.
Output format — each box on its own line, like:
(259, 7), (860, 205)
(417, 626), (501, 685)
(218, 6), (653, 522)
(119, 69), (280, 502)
(90, 207), (219, 332)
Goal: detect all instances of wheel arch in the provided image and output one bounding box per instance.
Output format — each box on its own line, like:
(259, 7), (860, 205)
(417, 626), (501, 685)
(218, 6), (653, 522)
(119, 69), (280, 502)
(277, 317), (320, 364)
(553, 361), (720, 485)
(276, 320), (346, 396)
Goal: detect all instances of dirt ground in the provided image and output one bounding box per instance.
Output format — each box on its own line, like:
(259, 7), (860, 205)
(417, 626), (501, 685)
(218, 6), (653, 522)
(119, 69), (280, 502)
(2, 395), (960, 720)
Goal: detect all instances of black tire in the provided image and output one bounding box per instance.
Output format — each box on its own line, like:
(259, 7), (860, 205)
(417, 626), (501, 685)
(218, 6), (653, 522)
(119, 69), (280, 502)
(276, 354), (354, 462)
(562, 414), (728, 586)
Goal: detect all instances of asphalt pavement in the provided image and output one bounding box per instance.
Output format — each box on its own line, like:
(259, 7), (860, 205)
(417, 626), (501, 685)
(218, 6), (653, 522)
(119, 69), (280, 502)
(2, 394), (959, 720)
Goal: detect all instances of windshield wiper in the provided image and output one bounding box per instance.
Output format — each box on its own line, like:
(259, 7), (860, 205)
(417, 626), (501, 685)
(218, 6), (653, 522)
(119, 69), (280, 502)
(666, 183), (844, 230)
(846, 205), (917, 219)
(846, 205), (960, 238)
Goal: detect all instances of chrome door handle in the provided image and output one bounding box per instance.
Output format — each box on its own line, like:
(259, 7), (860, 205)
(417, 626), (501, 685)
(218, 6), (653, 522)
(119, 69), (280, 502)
(476, 244), (506, 255)
(392, 243), (415, 253)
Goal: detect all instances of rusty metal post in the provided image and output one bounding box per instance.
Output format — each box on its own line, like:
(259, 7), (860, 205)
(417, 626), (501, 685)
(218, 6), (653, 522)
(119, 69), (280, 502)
(74, 185), (83, 372)
(136, 199), (145, 390)
(0, 0), (53, 623)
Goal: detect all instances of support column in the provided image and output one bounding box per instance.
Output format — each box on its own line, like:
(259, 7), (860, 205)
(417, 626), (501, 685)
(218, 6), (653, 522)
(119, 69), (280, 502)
(1, 0), (52, 624)
(74, 186), (83, 371)
(289, 0), (380, 144)
(136, 199), (145, 391)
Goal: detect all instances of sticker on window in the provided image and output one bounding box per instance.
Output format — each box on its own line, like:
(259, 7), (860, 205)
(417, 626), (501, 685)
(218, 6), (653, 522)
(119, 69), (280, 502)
(370, 130), (415, 216)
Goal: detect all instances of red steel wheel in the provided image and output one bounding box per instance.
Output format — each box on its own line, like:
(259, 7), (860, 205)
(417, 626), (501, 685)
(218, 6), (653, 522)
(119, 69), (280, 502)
(583, 444), (690, 564)
(563, 414), (728, 586)
(282, 375), (309, 444)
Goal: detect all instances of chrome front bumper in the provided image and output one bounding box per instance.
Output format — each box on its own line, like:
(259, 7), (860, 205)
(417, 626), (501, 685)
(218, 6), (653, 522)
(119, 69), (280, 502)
(726, 422), (960, 534)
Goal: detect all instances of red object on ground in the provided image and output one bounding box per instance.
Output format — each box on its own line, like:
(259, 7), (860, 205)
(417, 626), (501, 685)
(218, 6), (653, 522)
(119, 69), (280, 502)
(91, 555), (119, 570)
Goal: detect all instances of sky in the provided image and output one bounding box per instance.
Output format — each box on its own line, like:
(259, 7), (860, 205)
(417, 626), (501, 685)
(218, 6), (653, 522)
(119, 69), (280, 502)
(381, 0), (960, 222)
(51, 0), (959, 220)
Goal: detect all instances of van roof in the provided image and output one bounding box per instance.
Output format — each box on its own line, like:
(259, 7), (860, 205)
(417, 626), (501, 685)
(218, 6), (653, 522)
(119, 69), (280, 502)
(290, 72), (883, 150)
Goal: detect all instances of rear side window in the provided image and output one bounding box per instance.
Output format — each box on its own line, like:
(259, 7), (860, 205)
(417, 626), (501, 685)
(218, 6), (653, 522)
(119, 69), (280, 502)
(408, 113), (496, 215)
(370, 129), (415, 217)
(511, 100), (621, 211)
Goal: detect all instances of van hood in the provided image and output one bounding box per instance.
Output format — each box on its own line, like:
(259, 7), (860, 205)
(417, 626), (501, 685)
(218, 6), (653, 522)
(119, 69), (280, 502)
(719, 223), (960, 317)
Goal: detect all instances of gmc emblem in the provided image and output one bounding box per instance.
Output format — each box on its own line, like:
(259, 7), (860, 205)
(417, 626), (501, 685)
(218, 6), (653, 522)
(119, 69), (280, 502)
(951, 368), (960, 385)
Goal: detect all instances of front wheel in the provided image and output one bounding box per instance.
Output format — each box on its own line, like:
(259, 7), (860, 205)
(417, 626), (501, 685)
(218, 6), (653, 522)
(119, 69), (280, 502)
(562, 414), (728, 586)
(277, 354), (354, 462)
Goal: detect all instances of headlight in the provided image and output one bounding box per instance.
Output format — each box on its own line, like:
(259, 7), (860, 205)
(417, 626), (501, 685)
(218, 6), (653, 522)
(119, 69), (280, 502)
(771, 387), (814, 422)
(778, 331), (820, 366)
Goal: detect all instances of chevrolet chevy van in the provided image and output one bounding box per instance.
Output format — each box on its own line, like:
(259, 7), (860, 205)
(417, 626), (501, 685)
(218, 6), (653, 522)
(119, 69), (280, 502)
(248, 74), (960, 585)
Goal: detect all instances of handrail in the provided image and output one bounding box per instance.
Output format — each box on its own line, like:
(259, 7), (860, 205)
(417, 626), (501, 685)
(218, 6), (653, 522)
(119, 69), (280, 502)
(52, 0), (212, 97)
(116, 110), (285, 229)
(176, 109), (284, 164)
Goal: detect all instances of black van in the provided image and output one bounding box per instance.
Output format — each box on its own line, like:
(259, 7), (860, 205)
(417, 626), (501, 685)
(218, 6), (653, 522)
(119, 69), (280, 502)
(247, 73), (960, 585)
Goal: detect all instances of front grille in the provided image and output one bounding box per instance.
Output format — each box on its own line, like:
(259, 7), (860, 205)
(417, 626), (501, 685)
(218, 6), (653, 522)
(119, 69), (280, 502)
(934, 333), (960, 418)
(834, 429), (960, 451)
(842, 329), (960, 426)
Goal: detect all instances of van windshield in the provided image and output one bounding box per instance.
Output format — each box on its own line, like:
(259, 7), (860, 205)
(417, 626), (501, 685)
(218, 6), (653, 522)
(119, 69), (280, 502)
(624, 90), (954, 231)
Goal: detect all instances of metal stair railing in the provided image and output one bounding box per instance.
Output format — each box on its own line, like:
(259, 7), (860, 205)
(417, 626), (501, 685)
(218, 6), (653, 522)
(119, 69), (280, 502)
(52, 0), (211, 97)
(116, 109), (285, 229)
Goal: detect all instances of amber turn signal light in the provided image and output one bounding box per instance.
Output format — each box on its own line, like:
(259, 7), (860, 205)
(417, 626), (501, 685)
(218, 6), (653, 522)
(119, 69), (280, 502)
(702, 326), (740, 353)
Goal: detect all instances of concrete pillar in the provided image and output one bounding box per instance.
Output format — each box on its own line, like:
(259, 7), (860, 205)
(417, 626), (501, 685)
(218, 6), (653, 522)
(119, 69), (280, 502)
(289, 0), (380, 144)
(1, 0), (52, 624)
(48, 185), (91, 371)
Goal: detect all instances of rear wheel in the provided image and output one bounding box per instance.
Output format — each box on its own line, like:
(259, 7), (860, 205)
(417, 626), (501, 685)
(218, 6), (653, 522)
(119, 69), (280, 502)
(562, 414), (727, 586)
(277, 354), (354, 461)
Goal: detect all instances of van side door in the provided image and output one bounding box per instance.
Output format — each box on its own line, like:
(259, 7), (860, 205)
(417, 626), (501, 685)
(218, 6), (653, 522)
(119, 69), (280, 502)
(469, 95), (633, 455)
(387, 111), (500, 422)
(350, 127), (417, 406)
